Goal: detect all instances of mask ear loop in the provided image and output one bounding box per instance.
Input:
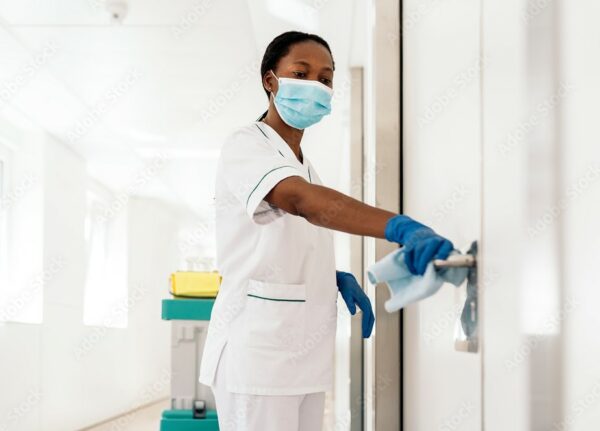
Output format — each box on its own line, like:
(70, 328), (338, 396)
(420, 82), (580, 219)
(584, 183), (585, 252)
(268, 70), (280, 97)
(261, 70), (278, 121)
(268, 69), (291, 128)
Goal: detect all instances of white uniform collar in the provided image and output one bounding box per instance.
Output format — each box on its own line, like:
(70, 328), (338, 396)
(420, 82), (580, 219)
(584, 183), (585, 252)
(253, 121), (308, 169)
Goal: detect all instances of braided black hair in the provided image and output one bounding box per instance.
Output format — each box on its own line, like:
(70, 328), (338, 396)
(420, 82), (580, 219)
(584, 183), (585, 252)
(257, 31), (335, 121)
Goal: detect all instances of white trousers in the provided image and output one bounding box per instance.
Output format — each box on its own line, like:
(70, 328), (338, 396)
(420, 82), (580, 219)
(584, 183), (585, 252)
(211, 342), (325, 431)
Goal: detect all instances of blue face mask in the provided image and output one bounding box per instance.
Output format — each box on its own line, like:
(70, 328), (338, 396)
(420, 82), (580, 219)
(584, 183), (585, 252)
(270, 70), (333, 129)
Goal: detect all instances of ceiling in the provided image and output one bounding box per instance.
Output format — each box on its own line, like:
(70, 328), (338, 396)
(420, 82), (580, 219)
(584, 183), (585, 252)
(0, 0), (363, 216)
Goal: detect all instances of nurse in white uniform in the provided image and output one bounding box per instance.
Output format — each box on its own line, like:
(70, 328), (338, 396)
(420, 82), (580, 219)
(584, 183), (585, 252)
(199, 31), (455, 431)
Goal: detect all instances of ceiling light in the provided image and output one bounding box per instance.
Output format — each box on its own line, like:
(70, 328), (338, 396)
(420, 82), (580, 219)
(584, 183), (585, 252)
(106, 0), (129, 25)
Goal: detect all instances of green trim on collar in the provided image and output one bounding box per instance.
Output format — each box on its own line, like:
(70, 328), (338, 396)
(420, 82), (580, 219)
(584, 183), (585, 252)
(256, 123), (284, 157)
(255, 123), (269, 139)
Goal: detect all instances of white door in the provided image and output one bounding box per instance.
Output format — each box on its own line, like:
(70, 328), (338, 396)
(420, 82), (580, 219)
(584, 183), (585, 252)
(403, 0), (599, 430)
(403, 0), (483, 429)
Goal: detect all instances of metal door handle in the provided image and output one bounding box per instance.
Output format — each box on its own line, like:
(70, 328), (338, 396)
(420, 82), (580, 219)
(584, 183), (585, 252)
(433, 253), (476, 268)
(432, 241), (479, 353)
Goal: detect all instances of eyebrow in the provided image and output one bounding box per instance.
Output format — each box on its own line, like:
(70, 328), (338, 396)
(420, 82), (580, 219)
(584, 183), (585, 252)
(292, 60), (334, 73)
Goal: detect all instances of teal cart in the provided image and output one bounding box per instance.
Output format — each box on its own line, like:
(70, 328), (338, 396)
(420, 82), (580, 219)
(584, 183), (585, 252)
(161, 298), (219, 431)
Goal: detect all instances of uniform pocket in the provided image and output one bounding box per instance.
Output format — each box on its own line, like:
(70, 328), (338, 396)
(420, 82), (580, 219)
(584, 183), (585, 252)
(242, 279), (307, 350)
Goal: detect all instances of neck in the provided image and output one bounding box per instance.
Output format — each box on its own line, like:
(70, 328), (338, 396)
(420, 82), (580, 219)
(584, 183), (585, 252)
(262, 107), (304, 162)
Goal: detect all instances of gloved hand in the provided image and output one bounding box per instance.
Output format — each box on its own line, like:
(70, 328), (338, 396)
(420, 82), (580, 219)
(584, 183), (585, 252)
(384, 214), (454, 276)
(336, 270), (375, 338)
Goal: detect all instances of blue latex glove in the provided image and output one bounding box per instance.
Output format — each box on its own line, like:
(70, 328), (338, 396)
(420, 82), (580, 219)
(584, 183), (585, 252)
(336, 270), (375, 338)
(384, 214), (454, 276)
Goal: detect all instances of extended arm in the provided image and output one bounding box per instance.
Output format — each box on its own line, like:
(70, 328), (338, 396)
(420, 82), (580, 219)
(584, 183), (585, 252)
(265, 176), (454, 276)
(265, 176), (396, 238)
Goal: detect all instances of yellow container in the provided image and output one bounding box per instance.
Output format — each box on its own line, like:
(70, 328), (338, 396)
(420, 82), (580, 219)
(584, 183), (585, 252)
(169, 271), (221, 298)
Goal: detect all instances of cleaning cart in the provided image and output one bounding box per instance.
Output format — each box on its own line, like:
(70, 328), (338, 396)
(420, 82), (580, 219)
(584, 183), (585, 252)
(160, 270), (221, 431)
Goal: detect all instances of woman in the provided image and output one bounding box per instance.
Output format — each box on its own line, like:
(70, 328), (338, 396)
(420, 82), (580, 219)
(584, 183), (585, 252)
(199, 31), (453, 430)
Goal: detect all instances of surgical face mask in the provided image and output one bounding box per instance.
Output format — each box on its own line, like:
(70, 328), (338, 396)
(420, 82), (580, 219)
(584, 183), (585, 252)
(269, 70), (333, 129)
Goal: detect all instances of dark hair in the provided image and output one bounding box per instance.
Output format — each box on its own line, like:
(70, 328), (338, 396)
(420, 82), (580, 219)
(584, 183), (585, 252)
(257, 31), (335, 121)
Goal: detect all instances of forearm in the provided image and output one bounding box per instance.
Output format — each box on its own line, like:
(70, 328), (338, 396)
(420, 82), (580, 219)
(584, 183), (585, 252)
(295, 183), (396, 238)
(264, 177), (453, 277)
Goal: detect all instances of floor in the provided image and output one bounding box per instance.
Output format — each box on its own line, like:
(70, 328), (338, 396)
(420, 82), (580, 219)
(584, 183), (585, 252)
(82, 394), (334, 430)
(81, 398), (170, 431)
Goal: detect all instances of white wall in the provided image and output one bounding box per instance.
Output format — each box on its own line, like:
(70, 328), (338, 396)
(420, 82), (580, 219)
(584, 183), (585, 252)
(0, 123), (191, 431)
(561, 1), (600, 429)
(0, 117), (46, 431)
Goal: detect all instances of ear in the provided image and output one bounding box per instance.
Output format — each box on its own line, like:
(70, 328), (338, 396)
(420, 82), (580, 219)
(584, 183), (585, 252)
(262, 71), (278, 95)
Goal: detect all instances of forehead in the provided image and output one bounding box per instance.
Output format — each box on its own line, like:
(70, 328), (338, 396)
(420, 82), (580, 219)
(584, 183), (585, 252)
(278, 40), (334, 71)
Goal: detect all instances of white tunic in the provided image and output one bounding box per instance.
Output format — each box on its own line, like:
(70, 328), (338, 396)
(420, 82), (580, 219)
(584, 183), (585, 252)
(198, 121), (338, 396)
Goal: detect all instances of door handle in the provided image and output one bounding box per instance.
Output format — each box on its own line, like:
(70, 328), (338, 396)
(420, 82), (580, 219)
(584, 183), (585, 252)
(434, 240), (479, 353)
(433, 253), (476, 269)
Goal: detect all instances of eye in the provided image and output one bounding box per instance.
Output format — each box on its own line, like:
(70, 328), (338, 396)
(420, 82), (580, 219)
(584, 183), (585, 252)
(320, 78), (332, 86)
(293, 71), (307, 78)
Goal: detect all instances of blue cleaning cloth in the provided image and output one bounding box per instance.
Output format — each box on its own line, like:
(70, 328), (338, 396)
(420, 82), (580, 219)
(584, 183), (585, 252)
(367, 246), (469, 312)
